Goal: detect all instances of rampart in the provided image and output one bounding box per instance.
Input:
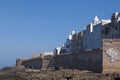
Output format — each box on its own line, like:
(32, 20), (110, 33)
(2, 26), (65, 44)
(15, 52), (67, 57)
(22, 57), (42, 69)
(16, 54), (53, 70)
(16, 39), (120, 73)
(50, 48), (102, 73)
(102, 39), (120, 72)
(50, 39), (120, 73)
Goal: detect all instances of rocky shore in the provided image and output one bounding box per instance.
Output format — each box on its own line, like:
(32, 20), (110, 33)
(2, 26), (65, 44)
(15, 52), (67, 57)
(0, 67), (120, 80)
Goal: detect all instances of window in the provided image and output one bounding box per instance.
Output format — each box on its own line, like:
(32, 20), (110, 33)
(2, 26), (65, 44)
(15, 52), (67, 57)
(105, 27), (109, 34)
(115, 27), (118, 31)
(77, 36), (80, 39)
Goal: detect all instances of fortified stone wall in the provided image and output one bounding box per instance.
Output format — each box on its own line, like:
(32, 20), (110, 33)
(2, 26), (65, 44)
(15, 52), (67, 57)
(16, 39), (120, 73)
(16, 58), (24, 66)
(17, 54), (53, 70)
(51, 48), (102, 73)
(41, 55), (53, 70)
(22, 57), (42, 69)
(102, 39), (120, 72)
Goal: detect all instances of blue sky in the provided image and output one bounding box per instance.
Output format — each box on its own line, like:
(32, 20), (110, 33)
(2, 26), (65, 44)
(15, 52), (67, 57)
(0, 0), (120, 68)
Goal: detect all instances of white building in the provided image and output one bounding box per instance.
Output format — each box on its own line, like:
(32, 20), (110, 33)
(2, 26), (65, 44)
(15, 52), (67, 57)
(83, 12), (120, 50)
(53, 47), (61, 55)
(63, 30), (76, 53)
(55, 12), (120, 54)
(55, 30), (76, 54)
(83, 16), (111, 50)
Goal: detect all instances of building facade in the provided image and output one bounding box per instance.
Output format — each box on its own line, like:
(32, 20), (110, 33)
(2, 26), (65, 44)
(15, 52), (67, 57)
(83, 16), (103, 50)
(57, 12), (120, 53)
(71, 31), (83, 53)
(58, 30), (76, 54)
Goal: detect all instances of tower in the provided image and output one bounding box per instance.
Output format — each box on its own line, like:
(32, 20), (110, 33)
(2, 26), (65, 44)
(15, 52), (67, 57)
(32, 51), (35, 58)
(93, 16), (99, 23)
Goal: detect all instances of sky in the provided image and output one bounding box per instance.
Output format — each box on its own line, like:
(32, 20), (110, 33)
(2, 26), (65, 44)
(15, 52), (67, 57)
(0, 0), (120, 68)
